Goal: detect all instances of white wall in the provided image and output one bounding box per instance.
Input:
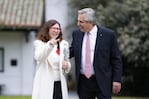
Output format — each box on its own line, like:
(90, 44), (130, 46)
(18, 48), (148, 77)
(45, 0), (68, 29)
(0, 31), (35, 95)
(21, 31), (36, 95)
(0, 32), (23, 95)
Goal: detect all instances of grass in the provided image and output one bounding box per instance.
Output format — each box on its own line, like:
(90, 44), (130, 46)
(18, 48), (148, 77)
(0, 96), (31, 99)
(0, 96), (149, 99)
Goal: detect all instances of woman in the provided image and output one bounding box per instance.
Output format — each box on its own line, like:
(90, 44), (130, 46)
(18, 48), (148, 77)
(32, 19), (71, 99)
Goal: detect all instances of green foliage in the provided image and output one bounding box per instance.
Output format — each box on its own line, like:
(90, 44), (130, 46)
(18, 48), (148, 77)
(97, 0), (149, 66)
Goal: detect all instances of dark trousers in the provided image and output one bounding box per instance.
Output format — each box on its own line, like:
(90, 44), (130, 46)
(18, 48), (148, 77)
(53, 81), (62, 99)
(78, 74), (111, 99)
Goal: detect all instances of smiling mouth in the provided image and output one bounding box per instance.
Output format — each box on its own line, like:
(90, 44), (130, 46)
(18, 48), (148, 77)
(79, 27), (84, 30)
(55, 34), (59, 38)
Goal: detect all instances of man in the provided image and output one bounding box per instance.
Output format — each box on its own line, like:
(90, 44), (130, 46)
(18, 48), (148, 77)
(70, 8), (122, 99)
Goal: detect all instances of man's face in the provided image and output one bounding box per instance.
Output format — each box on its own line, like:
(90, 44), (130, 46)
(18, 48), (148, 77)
(77, 14), (91, 32)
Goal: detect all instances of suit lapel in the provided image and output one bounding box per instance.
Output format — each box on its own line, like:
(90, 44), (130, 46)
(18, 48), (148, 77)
(79, 32), (84, 52)
(94, 26), (103, 62)
(79, 32), (84, 53)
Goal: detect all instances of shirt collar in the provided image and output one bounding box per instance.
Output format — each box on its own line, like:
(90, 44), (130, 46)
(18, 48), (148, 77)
(88, 25), (97, 36)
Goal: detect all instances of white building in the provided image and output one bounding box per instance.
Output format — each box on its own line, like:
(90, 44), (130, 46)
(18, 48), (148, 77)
(0, 0), (73, 95)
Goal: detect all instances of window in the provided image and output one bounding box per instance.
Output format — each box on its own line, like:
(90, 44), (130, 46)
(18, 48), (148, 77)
(0, 48), (4, 72)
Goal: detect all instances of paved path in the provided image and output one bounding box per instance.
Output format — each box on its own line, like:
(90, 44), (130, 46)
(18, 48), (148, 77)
(69, 91), (79, 99)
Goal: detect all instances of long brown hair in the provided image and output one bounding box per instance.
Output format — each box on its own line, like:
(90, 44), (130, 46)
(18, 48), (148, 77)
(37, 19), (63, 42)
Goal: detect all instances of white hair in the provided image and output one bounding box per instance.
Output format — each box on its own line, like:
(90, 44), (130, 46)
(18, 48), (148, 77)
(78, 8), (96, 24)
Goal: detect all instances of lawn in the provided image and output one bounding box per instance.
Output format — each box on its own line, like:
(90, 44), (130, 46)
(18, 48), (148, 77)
(0, 96), (31, 99)
(0, 96), (149, 99)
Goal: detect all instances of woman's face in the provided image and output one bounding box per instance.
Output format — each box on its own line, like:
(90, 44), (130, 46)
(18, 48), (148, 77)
(49, 23), (61, 39)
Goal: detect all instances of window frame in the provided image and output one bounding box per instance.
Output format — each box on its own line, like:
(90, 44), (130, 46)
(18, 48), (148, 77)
(0, 48), (4, 72)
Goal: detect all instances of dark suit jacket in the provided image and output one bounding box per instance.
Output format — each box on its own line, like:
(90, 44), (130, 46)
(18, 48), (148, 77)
(70, 25), (122, 96)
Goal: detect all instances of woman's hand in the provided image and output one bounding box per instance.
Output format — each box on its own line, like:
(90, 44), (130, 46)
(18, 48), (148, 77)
(62, 60), (68, 70)
(49, 38), (60, 46)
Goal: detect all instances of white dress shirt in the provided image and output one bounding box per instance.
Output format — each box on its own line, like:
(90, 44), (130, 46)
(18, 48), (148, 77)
(81, 25), (98, 75)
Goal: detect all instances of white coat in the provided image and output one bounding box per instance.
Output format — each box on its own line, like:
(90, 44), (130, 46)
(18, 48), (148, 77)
(32, 40), (71, 99)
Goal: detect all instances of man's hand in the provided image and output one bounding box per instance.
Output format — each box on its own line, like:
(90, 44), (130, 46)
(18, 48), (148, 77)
(112, 82), (121, 94)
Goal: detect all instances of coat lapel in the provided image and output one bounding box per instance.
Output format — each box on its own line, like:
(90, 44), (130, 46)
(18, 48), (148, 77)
(78, 32), (84, 65)
(94, 26), (103, 63)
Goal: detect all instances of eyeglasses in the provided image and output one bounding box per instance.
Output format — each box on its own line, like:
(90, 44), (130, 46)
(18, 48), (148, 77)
(51, 27), (61, 30)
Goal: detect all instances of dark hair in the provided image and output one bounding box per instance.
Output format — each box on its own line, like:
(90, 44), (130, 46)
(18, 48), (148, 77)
(37, 19), (63, 42)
